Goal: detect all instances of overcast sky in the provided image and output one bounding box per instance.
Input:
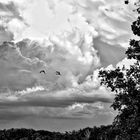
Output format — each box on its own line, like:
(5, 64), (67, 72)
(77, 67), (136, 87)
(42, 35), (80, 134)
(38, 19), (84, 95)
(0, 0), (137, 132)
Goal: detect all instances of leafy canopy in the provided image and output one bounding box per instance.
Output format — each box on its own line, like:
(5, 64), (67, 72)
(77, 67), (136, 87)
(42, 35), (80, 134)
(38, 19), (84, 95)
(98, 0), (140, 139)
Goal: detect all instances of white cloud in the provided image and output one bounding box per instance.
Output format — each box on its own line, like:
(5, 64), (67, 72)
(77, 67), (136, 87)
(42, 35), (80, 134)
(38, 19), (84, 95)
(0, 1), (28, 43)
(116, 57), (136, 68)
(0, 41), (47, 91)
(0, 0), (136, 129)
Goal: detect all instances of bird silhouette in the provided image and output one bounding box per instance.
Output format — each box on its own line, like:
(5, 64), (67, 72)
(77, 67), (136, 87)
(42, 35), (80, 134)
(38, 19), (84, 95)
(56, 71), (61, 75)
(40, 70), (46, 74)
(124, 0), (129, 4)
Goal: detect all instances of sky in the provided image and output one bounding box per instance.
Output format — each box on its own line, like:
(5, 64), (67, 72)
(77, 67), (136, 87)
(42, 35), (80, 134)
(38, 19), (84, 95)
(0, 0), (138, 132)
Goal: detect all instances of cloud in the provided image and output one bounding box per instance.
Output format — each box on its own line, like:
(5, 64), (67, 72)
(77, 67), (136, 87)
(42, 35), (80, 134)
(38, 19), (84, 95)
(0, 1), (28, 42)
(15, 31), (99, 89)
(0, 65), (115, 122)
(0, 1), (22, 19)
(0, 27), (13, 44)
(0, 32), (104, 121)
(116, 57), (136, 68)
(9, 0), (136, 68)
(0, 82), (113, 107)
(0, 108), (32, 121)
(0, 0), (136, 129)
(0, 0), (136, 44)
(0, 62), (114, 120)
(93, 37), (126, 67)
(0, 86), (114, 120)
(0, 41), (47, 91)
(0, 101), (115, 122)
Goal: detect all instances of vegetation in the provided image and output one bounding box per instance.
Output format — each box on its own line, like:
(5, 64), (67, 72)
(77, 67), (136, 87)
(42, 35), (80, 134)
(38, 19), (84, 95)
(0, 125), (121, 140)
(98, 0), (140, 139)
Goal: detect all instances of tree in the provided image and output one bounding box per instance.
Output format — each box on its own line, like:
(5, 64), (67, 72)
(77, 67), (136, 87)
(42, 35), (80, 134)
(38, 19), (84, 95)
(98, 1), (140, 139)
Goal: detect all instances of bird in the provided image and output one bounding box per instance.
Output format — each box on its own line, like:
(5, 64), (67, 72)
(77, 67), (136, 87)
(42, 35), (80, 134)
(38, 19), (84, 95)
(56, 71), (61, 75)
(40, 70), (46, 74)
(124, 0), (129, 4)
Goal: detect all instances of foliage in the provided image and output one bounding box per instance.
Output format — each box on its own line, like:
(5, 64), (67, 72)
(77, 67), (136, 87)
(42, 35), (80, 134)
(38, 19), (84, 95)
(0, 126), (120, 140)
(98, 0), (140, 139)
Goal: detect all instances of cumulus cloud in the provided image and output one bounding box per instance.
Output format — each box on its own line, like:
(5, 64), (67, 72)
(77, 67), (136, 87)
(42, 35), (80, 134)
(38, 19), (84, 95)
(0, 1), (22, 19)
(15, 31), (100, 89)
(0, 41), (47, 91)
(10, 0), (136, 67)
(0, 30), (106, 121)
(0, 1), (28, 42)
(0, 0), (136, 130)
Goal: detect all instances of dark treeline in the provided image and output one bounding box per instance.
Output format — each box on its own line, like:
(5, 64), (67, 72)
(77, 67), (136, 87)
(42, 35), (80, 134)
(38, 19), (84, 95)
(0, 125), (122, 140)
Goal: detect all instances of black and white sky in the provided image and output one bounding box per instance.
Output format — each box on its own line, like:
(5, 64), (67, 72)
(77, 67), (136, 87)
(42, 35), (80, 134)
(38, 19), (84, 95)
(0, 0), (138, 132)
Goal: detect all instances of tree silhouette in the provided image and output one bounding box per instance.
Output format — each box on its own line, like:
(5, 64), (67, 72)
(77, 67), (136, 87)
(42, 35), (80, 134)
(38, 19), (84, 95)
(98, 1), (140, 139)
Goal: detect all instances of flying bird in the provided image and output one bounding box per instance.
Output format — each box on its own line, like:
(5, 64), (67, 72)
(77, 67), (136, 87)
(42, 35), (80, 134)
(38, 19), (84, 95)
(56, 71), (61, 75)
(40, 70), (61, 76)
(124, 0), (129, 4)
(40, 70), (46, 74)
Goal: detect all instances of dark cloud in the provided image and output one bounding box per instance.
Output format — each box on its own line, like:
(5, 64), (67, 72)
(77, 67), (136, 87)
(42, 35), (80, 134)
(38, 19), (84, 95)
(0, 1), (23, 20)
(0, 101), (115, 121)
(0, 90), (114, 108)
(0, 110), (31, 121)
